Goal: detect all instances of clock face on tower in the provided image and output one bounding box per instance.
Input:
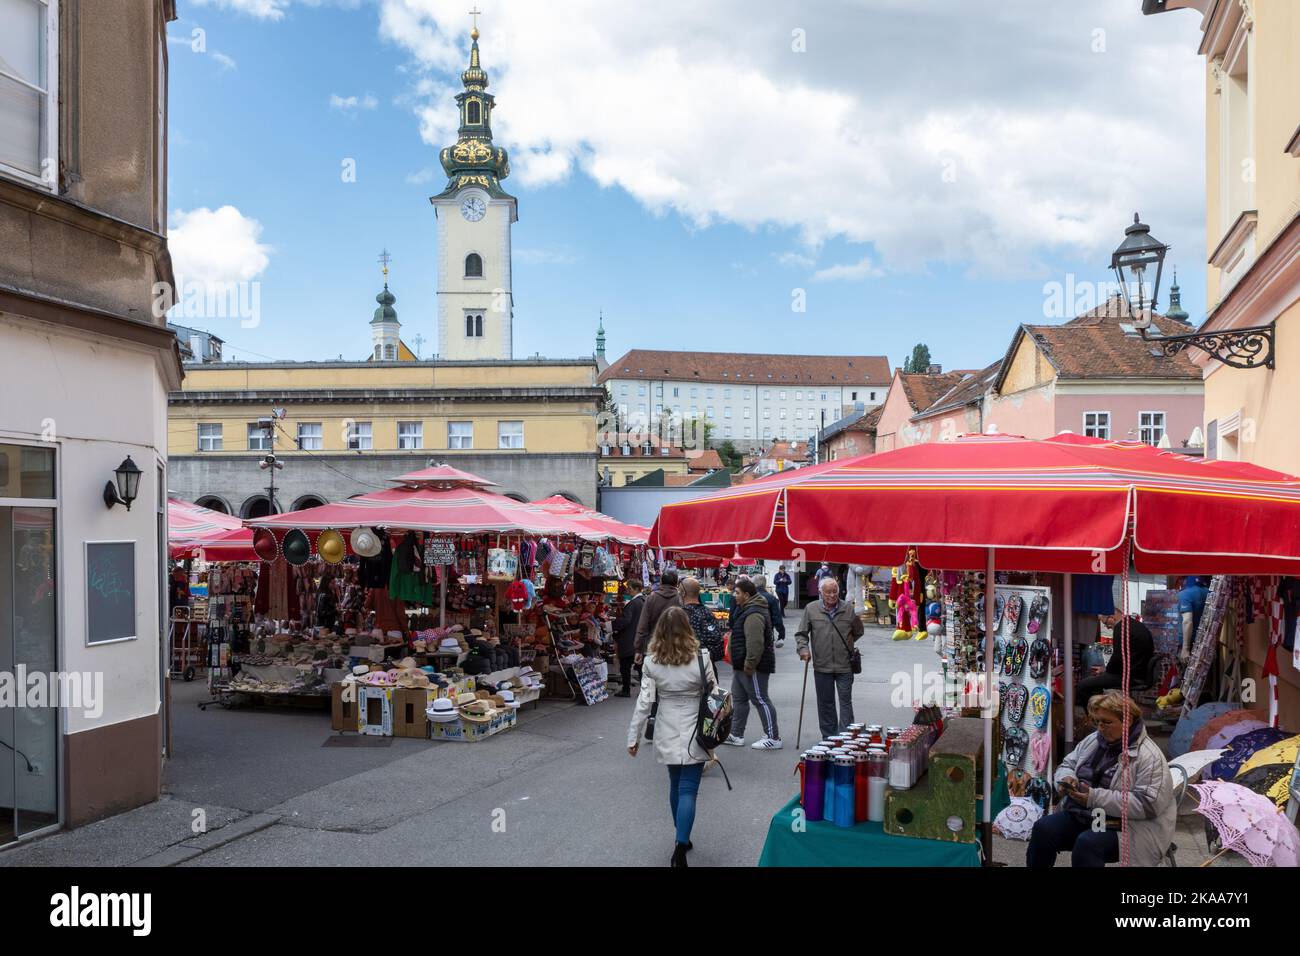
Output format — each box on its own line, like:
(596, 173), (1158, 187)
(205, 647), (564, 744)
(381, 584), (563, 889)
(460, 196), (486, 222)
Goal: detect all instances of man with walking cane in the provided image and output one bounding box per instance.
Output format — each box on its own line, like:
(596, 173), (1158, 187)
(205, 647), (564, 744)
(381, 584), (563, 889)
(796, 578), (864, 739)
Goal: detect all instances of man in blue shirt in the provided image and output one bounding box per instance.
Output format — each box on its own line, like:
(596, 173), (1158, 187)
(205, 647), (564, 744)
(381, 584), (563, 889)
(1178, 576), (1210, 665)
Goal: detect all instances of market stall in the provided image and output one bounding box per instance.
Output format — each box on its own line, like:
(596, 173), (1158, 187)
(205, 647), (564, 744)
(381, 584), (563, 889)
(651, 433), (1300, 865)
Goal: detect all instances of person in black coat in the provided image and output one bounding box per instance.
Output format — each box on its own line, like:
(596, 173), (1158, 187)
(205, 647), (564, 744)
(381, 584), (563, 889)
(1078, 613), (1155, 705)
(613, 579), (646, 697)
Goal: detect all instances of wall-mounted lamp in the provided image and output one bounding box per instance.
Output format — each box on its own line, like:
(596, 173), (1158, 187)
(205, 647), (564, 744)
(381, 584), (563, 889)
(103, 455), (143, 511)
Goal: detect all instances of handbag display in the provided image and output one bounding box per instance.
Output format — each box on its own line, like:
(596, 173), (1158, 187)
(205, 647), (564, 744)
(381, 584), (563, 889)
(487, 546), (519, 582)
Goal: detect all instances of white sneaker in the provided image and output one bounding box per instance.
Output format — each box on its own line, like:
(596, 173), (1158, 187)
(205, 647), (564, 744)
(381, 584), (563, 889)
(751, 737), (784, 750)
(775, 640), (785, 649)
(722, 735), (745, 747)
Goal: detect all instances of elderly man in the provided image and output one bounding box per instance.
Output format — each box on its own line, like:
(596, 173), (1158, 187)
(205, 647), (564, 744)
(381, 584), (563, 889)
(796, 577), (865, 738)
(753, 574), (786, 649)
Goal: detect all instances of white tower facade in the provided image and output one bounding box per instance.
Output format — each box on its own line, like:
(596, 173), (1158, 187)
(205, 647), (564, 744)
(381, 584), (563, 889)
(431, 24), (516, 361)
(370, 284), (401, 361)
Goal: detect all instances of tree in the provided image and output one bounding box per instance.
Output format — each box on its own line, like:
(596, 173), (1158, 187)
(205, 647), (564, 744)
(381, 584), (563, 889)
(716, 440), (742, 469)
(903, 343), (933, 374)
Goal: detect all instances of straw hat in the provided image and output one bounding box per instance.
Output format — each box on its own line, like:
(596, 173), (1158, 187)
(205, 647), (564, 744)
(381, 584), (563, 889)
(350, 527), (382, 558)
(455, 692), (478, 707)
(427, 698), (459, 722)
(459, 699), (493, 722)
(317, 528), (346, 565)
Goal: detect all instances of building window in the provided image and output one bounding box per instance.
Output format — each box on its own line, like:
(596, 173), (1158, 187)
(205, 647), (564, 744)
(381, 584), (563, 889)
(465, 253), (483, 277)
(795, 390), (802, 401)
(724, 407), (732, 419)
(706, 406), (714, 418)
(1083, 411), (1110, 440)
(247, 423), (272, 451)
(763, 408), (770, 419)
(398, 421), (423, 449)
(0, 0), (56, 187)
(448, 421), (473, 449)
(660, 446), (670, 457)
(1139, 411), (1166, 446)
(705, 388), (713, 399)
(723, 388), (731, 399)
(672, 387), (679, 398)
(744, 407), (751, 419)
(296, 422), (323, 450)
(744, 427), (752, 438)
(690, 387), (698, 398)
(465, 313), (484, 337)
(600, 443), (610, 456)
(870, 392), (877, 401)
(466, 99), (481, 124)
(621, 443), (631, 456)
(723, 427), (732, 438)
(779, 409), (788, 420)
(383, 344), (396, 360)
(821, 391), (828, 401)
(637, 384), (647, 396)
(624, 473), (635, 484)
(498, 420), (524, 449)
(850, 391), (858, 401)
(348, 421), (373, 450)
(620, 384), (629, 396)
(198, 423), (223, 451)
(779, 390), (787, 401)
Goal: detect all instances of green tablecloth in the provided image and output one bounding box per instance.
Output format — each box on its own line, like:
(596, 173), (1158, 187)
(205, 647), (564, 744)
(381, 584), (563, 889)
(757, 772), (1009, 867)
(758, 795), (981, 867)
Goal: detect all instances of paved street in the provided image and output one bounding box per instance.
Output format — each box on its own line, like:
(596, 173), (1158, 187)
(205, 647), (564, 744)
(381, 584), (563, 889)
(0, 615), (1227, 868)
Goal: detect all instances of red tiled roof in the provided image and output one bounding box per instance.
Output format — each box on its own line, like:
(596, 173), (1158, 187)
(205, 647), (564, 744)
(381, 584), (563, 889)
(912, 362), (1002, 422)
(686, 449), (725, 472)
(995, 298), (1201, 393)
(599, 349), (890, 386)
(899, 370), (975, 413)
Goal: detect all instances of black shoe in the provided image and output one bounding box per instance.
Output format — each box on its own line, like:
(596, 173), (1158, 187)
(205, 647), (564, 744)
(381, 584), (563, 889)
(615, 689), (631, 698)
(670, 843), (689, 867)
(685, 841), (693, 852)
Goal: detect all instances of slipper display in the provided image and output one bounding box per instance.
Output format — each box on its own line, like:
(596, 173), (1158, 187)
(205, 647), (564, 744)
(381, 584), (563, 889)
(1030, 729), (1051, 775)
(1028, 635), (1052, 680)
(1026, 775), (1053, 811)
(997, 681), (1009, 717)
(1002, 636), (1028, 677)
(1003, 727), (1029, 769)
(976, 593), (986, 631)
(1027, 593), (1049, 634)
(993, 638), (1004, 671)
(1029, 685), (1051, 729)
(1003, 681), (1029, 725)
(993, 592), (1006, 629)
(1003, 593), (1023, 634)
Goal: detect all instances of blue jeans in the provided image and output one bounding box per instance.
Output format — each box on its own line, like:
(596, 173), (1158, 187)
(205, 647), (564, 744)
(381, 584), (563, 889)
(1026, 810), (1120, 867)
(667, 764), (704, 845)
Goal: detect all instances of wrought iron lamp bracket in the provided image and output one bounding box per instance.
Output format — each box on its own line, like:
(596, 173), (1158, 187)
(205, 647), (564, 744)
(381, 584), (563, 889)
(1139, 321), (1276, 370)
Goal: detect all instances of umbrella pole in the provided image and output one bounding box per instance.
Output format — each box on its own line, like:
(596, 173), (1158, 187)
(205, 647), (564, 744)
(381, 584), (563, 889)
(982, 548), (995, 864)
(1064, 573), (1074, 748)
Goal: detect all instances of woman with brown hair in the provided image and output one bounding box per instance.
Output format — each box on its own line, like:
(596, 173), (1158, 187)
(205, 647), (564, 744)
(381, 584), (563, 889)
(627, 605), (719, 867)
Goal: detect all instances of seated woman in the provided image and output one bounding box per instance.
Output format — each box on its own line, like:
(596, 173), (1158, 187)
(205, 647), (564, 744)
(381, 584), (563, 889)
(1027, 690), (1175, 868)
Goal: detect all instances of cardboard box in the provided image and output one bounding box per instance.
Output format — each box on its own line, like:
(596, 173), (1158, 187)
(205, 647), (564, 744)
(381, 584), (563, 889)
(428, 708), (517, 742)
(359, 686), (394, 736)
(393, 687), (431, 738)
(331, 681), (362, 732)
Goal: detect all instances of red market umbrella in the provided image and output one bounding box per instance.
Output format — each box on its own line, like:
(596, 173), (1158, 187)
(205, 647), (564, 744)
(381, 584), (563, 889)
(650, 433), (1300, 574)
(168, 498), (247, 559)
(530, 495), (649, 545)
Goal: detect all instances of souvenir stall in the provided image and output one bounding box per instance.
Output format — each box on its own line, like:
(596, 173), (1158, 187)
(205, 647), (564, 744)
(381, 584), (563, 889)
(241, 466), (655, 733)
(652, 433), (1300, 866)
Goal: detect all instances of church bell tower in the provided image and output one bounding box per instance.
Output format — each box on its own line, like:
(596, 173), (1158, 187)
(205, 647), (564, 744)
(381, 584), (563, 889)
(431, 14), (516, 361)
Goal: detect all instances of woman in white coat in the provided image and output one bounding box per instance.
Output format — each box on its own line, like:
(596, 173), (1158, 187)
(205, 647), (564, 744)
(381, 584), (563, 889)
(628, 606), (718, 867)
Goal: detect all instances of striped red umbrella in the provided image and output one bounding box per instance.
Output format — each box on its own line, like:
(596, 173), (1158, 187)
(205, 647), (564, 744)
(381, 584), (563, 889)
(530, 495), (649, 545)
(168, 498), (247, 558)
(650, 433), (1300, 574)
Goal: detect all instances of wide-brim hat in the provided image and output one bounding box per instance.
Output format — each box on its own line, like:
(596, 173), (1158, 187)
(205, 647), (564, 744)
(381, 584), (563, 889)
(427, 699), (459, 722)
(350, 526), (382, 558)
(283, 528), (312, 566)
(455, 692), (478, 707)
(252, 527), (279, 563)
(317, 528), (346, 565)
(460, 700), (493, 722)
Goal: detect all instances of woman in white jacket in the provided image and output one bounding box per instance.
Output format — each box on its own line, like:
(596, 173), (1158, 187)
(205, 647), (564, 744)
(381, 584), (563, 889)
(628, 606), (718, 867)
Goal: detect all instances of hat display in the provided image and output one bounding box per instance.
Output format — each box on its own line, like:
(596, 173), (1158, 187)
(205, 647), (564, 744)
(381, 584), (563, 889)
(350, 526), (382, 559)
(282, 528), (312, 566)
(460, 699), (493, 722)
(252, 527), (279, 563)
(317, 528), (346, 565)
(427, 698), (459, 722)
(351, 664), (370, 676)
(455, 692), (478, 707)
(499, 689), (519, 709)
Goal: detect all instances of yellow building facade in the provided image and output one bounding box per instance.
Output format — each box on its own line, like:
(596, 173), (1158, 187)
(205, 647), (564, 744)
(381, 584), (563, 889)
(1146, 0), (1300, 724)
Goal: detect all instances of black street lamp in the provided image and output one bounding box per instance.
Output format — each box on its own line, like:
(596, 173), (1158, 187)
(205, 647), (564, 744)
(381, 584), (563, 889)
(103, 455), (143, 510)
(1108, 213), (1275, 370)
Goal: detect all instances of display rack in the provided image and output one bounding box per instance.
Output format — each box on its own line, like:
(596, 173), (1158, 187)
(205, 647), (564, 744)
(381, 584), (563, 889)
(167, 611), (206, 682)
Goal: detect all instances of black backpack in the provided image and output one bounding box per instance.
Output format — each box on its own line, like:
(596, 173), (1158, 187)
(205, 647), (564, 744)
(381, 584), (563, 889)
(690, 653), (734, 790)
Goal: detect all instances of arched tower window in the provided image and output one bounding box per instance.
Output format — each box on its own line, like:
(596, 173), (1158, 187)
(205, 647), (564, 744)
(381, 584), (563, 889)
(475, 314), (483, 337)
(465, 253), (483, 277)
(467, 100), (481, 124)
(466, 315), (475, 337)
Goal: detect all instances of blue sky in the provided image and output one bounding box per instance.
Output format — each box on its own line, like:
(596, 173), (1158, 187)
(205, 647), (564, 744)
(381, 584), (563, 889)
(167, 0), (1209, 373)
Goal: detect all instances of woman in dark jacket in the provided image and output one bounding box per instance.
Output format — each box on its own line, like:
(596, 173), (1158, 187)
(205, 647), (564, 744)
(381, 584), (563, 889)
(680, 576), (726, 662)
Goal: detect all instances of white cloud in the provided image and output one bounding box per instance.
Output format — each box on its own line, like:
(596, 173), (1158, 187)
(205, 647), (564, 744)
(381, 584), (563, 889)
(211, 51), (238, 71)
(405, 167), (437, 185)
(330, 93), (379, 112)
(376, 0), (1206, 278)
(813, 257), (885, 282)
(169, 206), (273, 285)
(191, 0), (292, 20)
(775, 251), (815, 269)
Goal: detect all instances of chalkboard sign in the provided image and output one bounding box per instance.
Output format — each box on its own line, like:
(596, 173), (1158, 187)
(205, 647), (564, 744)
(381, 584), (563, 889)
(86, 541), (136, 644)
(427, 538), (455, 566)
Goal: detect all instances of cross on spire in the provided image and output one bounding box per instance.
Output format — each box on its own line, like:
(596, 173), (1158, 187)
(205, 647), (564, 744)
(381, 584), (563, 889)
(469, 6), (481, 35)
(377, 248), (391, 277)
